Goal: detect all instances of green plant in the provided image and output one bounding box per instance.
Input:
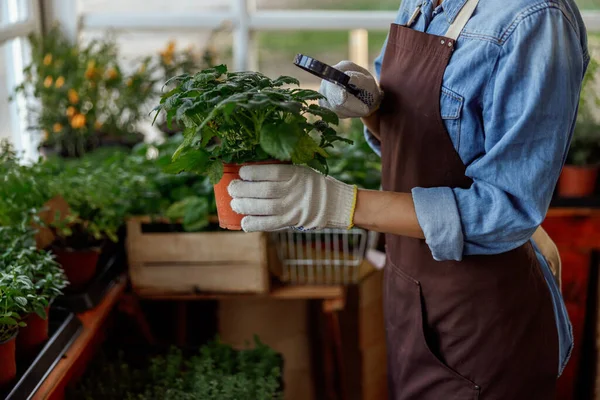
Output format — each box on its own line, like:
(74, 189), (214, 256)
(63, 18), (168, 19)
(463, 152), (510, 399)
(329, 119), (381, 190)
(70, 336), (283, 400)
(0, 225), (68, 319)
(154, 65), (351, 183)
(567, 57), (600, 166)
(13, 25), (154, 157)
(0, 268), (36, 342)
(0, 142), (53, 227)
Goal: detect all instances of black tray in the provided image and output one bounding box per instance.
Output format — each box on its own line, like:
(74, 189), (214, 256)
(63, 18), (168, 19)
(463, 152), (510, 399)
(53, 247), (126, 313)
(3, 307), (82, 400)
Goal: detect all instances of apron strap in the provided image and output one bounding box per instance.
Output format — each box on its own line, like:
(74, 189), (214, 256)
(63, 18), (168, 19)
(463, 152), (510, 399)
(444, 0), (480, 41)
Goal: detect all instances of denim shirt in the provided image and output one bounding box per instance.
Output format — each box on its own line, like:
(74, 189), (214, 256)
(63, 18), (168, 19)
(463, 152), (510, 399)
(365, 0), (589, 376)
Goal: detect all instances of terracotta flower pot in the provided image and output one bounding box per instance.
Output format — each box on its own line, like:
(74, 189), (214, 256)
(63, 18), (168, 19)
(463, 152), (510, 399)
(558, 165), (599, 198)
(53, 247), (101, 291)
(213, 161), (286, 230)
(17, 307), (50, 358)
(0, 331), (18, 390)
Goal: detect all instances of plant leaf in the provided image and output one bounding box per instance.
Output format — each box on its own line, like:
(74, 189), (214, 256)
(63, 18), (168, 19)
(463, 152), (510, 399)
(206, 161), (224, 185)
(260, 123), (300, 161)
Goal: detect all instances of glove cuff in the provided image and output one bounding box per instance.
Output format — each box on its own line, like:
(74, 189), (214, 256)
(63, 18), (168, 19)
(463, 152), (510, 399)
(325, 178), (358, 230)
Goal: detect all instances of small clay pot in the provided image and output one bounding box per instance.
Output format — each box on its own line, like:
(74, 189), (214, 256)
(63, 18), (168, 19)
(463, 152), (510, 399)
(0, 331), (18, 390)
(53, 247), (101, 291)
(213, 161), (287, 230)
(558, 165), (599, 198)
(17, 306), (50, 359)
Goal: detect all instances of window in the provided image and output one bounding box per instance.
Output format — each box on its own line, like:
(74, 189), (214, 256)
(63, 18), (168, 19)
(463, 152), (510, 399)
(0, 0), (39, 161)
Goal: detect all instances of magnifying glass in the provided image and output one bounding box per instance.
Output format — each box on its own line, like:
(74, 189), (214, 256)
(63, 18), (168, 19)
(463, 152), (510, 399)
(293, 54), (371, 106)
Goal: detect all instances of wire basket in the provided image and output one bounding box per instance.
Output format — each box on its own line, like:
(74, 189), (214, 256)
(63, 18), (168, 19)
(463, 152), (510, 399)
(269, 228), (377, 285)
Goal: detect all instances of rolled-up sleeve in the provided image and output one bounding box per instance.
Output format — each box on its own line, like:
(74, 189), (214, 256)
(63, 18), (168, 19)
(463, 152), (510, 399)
(413, 8), (586, 261)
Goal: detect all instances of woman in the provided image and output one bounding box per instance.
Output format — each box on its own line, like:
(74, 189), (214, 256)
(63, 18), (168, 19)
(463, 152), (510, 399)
(228, 0), (588, 398)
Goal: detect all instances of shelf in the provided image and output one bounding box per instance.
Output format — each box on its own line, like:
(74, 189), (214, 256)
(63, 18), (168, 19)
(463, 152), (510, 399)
(135, 282), (346, 301)
(32, 274), (128, 400)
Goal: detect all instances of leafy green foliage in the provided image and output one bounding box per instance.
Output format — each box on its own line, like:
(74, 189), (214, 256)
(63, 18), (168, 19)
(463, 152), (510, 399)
(328, 119), (381, 190)
(154, 65), (351, 183)
(0, 267), (36, 341)
(0, 224), (68, 321)
(70, 337), (283, 400)
(568, 57), (600, 166)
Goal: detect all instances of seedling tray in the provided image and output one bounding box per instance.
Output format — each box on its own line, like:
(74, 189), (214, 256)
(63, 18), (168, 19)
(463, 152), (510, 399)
(54, 247), (126, 313)
(3, 307), (82, 400)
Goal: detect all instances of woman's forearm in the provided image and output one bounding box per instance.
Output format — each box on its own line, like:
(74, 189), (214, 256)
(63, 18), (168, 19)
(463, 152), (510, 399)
(361, 111), (381, 140)
(353, 189), (425, 239)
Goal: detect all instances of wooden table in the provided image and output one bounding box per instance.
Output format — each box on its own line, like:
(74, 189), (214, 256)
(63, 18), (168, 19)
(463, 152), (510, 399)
(32, 275), (128, 400)
(543, 208), (600, 400)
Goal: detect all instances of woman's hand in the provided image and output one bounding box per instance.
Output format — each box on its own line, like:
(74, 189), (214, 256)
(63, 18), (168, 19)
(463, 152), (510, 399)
(228, 164), (357, 232)
(319, 61), (383, 119)
(228, 164), (425, 239)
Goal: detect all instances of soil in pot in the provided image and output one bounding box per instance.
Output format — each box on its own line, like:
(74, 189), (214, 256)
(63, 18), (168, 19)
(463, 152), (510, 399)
(558, 165), (599, 198)
(16, 307), (50, 359)
(53, 247), (101, 291)
(213, 161), (286, 230)
(0, 331), (18, 390)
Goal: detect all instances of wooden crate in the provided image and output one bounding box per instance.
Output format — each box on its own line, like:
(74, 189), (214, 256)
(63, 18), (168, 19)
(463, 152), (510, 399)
(126, 217), (270, 294)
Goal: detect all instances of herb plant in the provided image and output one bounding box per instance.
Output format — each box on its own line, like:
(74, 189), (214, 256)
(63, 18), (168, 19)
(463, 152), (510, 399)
(0, 268), (36, 342)
(154, 65), (351, 183)
(0, 225), (68, 320)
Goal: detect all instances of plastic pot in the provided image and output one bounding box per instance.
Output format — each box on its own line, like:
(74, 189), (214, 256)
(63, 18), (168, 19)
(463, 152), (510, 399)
(17, 306), (50, 358)
(53, 247), (101, 291)
(213, 161), (286, 230)
(558, 165), (599, 198)
(0, 331), (18, 390)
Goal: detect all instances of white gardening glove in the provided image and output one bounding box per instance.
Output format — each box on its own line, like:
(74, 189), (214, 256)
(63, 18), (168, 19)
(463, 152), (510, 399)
(319, 61), (383, 119)
(228, 164), (358, 232)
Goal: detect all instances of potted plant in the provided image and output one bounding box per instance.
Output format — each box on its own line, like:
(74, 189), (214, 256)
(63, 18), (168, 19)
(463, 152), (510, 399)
(154, 65), (350, 230)
(559, 57), (600, 197)
(13, 248), (67, 357)
(47, 160), (130, 290)
(0, 268), (35, 389)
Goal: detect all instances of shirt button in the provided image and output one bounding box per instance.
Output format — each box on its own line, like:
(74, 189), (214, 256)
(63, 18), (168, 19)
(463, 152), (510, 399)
(440, 39), (445, 45)
(474, 385), (480, 390)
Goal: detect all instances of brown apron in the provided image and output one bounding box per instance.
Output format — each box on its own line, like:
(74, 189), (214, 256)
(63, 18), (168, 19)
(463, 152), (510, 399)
(379, 1), (559, 399)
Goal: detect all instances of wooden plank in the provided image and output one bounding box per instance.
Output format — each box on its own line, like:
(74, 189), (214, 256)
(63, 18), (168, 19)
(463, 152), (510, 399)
(131, 263), (268, 293)
(136, 283), (345, 300)
(547, 209), (600, 218)
(128, 231), (265, 263)
(32, 275), (127, 400)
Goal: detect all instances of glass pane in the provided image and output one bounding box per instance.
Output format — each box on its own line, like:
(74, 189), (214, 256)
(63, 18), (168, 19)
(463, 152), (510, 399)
(0, 0), (29, 25)
(257, 0), (401, 10)
(257, 29), (387, 87)
(77, 0), (227, 13)
(0, 37), (35, 161)
(257, 30), (350, 88)
(79, 29), (232, 141)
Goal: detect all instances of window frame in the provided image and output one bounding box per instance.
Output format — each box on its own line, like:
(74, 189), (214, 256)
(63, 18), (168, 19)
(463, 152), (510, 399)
(0, 0), (41, 161)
